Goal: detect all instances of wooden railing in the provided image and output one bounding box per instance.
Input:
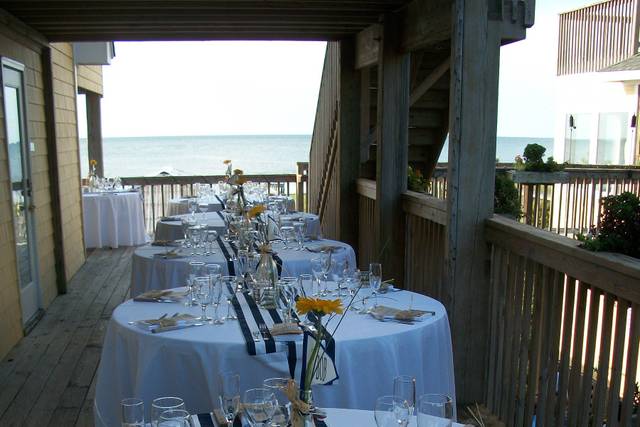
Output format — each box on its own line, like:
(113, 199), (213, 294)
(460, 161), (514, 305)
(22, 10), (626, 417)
(309, 42), (340, 239)
(485, 216), (640, 426)
(425, 165), (640, 237)
(356, 178), (447, 301)
(121, 170), (308, 234)
(558, 0), (640, 75)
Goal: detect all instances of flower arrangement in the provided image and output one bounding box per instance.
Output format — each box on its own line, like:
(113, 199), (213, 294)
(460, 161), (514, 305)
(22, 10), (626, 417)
(514, 143), (564, 172)
(227, 169), (248, 212)
(223, 159), (233, 178)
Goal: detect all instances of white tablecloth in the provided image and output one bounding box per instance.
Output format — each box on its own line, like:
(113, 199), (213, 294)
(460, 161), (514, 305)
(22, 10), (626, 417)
(167, 197), (223, 216)
(94, 289), (455, 427)
(155, 212), (227, 241)
(130, 239), (356, 297)
(279, 212), (321, 239)
(316, 408), (464, 427)
(82, 192), (147, 249)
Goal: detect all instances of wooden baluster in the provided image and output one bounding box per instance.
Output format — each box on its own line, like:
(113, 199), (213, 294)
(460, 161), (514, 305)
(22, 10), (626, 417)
(620, 304), (640, 426)
(567, 281), (588, 427)
(592, 293), (615, 426)
(607, 299), (630, 427)
(515, 260), (536, 426)
(500, 252), (519, 423)
(487, 245), (503, 410)
(577, 287), (601, 427)
(555, 277), (577, 427)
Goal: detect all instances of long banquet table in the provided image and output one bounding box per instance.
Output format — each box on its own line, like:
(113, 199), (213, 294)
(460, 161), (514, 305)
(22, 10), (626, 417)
(82, 191), (147, 249)
(130, 239), (356, 297)
(94, 286), (456, 427)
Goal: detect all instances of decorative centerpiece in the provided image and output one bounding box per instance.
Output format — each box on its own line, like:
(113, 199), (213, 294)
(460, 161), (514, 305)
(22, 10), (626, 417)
(283, 297), (345, 427)
(88, 159), (98, 190)
(254, 244), (279, 308)
(227, 169), (248, 214)
(223, 159), (233, 179)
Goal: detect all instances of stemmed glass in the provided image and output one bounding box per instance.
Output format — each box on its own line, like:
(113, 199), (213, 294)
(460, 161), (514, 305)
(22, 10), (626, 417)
(393, 375), (416, 418)
(195, 277), (213, 322)
(293, 221), (306, 251)
(121, 398), (144, 427)
(298, 273), (313, 298)
(210, 278), (225, 325)
(320, 252), (334, 295)
(417, 394), (453, 427)
(263, 378), (291, 427)
(369, 263), (382, 308)
(198, 201), (209, 220)
(190, 227), (202, 256)
(188, 200), (198, 220)
(158, 409), (190, 427)
(310, 258), (324, 297)
(221, 275), (238, 320)
(374, 395), (411, 427)
(151, 397), (185, 427)
(219, 372), (240, 425)
(243, 388), (277, 427)
(280, 225), (294, 249)
(186, 261), (205, 307)
(205, 230), (218, 255)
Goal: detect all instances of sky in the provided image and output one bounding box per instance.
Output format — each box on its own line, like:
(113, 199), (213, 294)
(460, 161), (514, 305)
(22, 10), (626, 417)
(83, 0), (596, 139)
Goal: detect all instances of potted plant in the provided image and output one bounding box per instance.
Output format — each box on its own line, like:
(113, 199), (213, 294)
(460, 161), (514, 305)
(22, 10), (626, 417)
(510, 143), (569, 184)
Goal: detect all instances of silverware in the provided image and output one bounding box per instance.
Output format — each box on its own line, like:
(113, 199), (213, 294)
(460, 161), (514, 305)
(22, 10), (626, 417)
(128, 313), (168, 325)
(151, 322), (205, 333)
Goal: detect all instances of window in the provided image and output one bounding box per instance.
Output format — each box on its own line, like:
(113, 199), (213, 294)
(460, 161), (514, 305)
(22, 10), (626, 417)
(597, 113), (628, 165)
(565, 114), (591, 164)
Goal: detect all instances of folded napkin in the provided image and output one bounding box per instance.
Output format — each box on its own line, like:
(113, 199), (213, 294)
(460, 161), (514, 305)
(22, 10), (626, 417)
(153, 249), (183, 259)
(269, 322), (303, 336)
(305, 244), (344, 253)
(132, 313), (198, 333)
(151, 240), (180, 247)
(160, 216), (182, 221)
(369, 305), (434, 323)
(133, 289), (186, 302)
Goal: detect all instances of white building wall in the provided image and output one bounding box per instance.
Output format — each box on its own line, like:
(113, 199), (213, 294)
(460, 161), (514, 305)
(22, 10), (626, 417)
(554, 72), (639, 165)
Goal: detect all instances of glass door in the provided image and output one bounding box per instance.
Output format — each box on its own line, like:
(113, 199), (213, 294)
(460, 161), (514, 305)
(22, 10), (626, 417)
(2, 58), (41, 326)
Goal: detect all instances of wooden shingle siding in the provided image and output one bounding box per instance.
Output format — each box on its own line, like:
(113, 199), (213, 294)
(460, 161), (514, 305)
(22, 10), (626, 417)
(77, 65), (103, 95)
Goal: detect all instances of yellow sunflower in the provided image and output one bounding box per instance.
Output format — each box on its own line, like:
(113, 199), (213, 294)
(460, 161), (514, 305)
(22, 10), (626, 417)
(236, 176), (248, 185)
(247, 204), (266, 218)
(223, 159), (232, 164)
(90, 159), (98, 166)
(296, 298), (343, 316)
(233, 169), (244, 175)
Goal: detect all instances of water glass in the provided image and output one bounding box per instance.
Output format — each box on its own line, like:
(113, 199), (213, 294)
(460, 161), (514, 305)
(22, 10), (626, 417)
(374, 395), (411, 427)
(205, 230), (218, 254)
(151, 397), (185, 427)
(293, 221), (306, 250)
(263, 378), (291, 426)
(369, 263), (382, 307)
(298, 273), (313, 298)
(158, 409), (190, 427)
(310, 258), (324, 297)
(121, 398), (144, 427)
(211, 279), (225, 325)
(244, 388), (277, 427)
(187, 261), (206, 306)
(393, 375), (416, 415)
(219, 371), (240, 422)
(280, 225), (294, 249)
(221, 275), (238, 320)
(417, 394), (453, 427)
(195, 277), (213, 322)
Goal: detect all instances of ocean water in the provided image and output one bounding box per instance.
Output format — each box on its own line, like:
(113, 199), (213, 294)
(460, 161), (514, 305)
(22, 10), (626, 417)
(79, 135), (554, 177)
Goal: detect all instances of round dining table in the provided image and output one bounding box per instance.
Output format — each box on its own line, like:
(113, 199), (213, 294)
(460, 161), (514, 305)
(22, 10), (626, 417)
(167, 196), (224, 216)
(154, 212), (227, 242)
(130, 239), (356, 297)
(82, 191), (147, 249)
(93, 287), (456, 427)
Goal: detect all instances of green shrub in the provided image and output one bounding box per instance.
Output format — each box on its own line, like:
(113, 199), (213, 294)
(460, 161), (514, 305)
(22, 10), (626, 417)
(579, 192), (640, 258)
(515, 143), (564, 172)
(494, 172), (522, 219)
(407, 166), (428, 193)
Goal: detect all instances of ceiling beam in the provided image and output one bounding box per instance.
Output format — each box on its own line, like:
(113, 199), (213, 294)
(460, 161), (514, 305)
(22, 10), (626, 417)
(409, 56), (450, 107)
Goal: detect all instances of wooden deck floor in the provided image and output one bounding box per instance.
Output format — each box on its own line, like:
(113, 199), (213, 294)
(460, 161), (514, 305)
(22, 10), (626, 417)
(0, 247), (134, 427)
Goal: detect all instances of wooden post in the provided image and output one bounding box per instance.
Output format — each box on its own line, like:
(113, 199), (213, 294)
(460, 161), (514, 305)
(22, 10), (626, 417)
(84, 90), (104, 177)
(375, 13), (410, 283)
(41, 47), (67, 294)
(446, 0), (502, 404)
(296, 161), (307, 212)
(338, 37), (361, 251)
(360, 66), (371, 163)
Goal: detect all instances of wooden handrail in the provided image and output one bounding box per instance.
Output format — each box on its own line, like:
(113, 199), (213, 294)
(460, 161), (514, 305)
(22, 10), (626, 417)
(401, 190), (447, 225)
(486, 215), (640, 301)
(121, 174), (297, 186)
(356, 178), (376, 200)
(316, 101), (340, 222)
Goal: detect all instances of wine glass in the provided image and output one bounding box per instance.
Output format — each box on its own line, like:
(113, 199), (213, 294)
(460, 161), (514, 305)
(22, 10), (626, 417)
(280, 225), (294, 249)
(186, 261), (205, 307)
(195, 277), (213, 322)
(151, 397), (185, 427)
(374, 395), (410, 427)
(263, 378), (291, 427)
(393, 375), (416, 417)
(244, 388), (277, 427)
(121, 398), (144, 427)
(219, 372), (240, 425)
(210, 278), (225, 325)
(198, 201), (209, 220)
(189, 226), (202, 256)
(310, 258), (324, 297)
(293, 221), (306, 251)
(298, 273), (313, 298)
(417, 394), (453, 427)
(158, 409), (190, 427)
(205, 230), (218, 255)
(188, 200), (198, 219)
(369, 263), (382, 308)
(221, 275), (238, 320)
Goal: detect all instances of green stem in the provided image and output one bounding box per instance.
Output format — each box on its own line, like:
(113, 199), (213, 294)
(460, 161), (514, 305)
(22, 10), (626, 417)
(303, 321), (323, 393)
